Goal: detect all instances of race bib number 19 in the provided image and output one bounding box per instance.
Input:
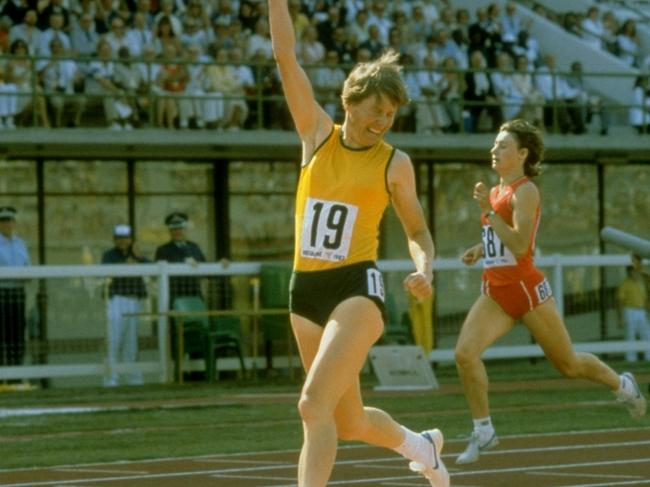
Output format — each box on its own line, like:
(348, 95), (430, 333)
(300, 198), (358, 262)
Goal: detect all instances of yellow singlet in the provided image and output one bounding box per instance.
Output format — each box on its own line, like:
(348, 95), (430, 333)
(293, 124), (395, 271)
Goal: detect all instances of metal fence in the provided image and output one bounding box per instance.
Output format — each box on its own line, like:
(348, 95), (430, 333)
(1, 254), (647, 387)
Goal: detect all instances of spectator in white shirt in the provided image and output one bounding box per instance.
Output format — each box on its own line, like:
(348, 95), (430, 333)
(178, 43), (208, 129)
(581, 7), (604, 51)
(153, 0), (183, 37)
(367, 0), (392, 44)
(38, 11), (71, 57)
(415, 53), (446, 134)
(70, 12), (100, 57)
(491, 51), (523, 121)
(105, 16), (132, 57)
(500, 2), (522, 47)
(312, 49), (346, 120)
(629, 76), (650, 134)
(113, 46), (144, 127)
(229, 45), (255, 126)
(346, 8), (370, 45)
(512, 54), (544, 129)
(125, 12), (154, 57)
(298, 24), (325, 79)
(246, 17), (273, 61)
(9, 9), (42, 55)
(535, 53), (585, 134)
(617, 19), (640, 67)
(0, 64), (19, 130)
(86, 39), (131, 129)
(406, 4), (431, 47)
(38, 38), (86, 127)
(7, 39), (51, 127)
(180, 16), (209, 51)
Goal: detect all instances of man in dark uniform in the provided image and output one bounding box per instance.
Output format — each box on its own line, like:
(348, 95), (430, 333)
(0, 206), (30, 367)
(101, 224), (149, 386)
(154, 212), (206, 305)
(155, 213), (207, 379)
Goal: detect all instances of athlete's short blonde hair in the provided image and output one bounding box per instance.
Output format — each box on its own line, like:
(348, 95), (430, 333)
(341, 50), (410, 107)
(500, 119), (545, 177)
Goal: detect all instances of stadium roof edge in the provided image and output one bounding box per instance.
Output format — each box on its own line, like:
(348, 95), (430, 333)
(1, 129), (648, 163)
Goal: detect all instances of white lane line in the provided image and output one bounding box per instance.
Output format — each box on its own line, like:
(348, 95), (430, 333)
(194, 459), (289, 465)
(211, 474), (297, 481)
(260, 459), (650, 487)
(452, 458), (650, 477)
(526, 471), (643, 480)
(378, 482), (424, 486)
(3, 425), (649, 474)
(567, 481), (650, 487)
(54, 468), (150, 475)
(467, 439), (650, 459)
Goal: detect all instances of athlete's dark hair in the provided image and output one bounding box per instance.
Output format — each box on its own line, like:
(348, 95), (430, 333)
(500, 119), (544, 177)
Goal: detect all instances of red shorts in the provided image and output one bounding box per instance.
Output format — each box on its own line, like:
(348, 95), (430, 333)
(482, 273), (553, 319)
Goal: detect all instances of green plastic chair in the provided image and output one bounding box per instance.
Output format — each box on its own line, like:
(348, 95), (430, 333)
(259, 264), (292, 369)
(172, 297), (246, 382)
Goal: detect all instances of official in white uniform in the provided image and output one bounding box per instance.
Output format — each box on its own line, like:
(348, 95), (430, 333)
(101, 224), (149, 387)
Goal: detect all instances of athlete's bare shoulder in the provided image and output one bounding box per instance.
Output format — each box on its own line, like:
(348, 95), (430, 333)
(386, 149), (413, 190)
(512, 179), (540, 209)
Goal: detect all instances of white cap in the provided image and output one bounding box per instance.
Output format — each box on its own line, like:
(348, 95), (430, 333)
(113, 224), (132, 237)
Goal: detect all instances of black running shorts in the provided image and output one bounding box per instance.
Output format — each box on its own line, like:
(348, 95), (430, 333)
(289, 260), (386, 326)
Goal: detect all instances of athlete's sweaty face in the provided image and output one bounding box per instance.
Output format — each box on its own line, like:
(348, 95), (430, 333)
(343, 93), (397, 148)
(490, 130), (526, 173)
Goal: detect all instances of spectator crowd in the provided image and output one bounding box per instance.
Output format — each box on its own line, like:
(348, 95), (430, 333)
(0, 0), (648, 133)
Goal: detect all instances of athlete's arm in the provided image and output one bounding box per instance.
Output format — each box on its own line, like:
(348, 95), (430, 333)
(489, 182), (539, 258)
(268, 0), (331, 161)
(461, 243), (484, 265)
(388, 150), (435, 299)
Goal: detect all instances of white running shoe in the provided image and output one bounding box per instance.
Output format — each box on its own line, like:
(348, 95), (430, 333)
(617, 372), (647, 419)
(408, 429), (449, 487)
(455, 430), (499, 465)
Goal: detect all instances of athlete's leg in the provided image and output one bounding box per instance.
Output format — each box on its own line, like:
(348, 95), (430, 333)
(291, 296), (384, 487)
(522, 299), (619, 390)
(334, 377), (402, 447)
(455, 295), (515, 419)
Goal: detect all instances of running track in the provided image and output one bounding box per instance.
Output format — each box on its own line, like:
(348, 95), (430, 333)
(2, 427), (649, 486)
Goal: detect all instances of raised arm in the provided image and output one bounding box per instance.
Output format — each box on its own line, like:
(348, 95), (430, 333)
(268, 0), (331, 155)
(387, 150), (435, 300)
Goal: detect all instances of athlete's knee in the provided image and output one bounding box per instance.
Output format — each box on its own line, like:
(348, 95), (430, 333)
(297, 394), (332, 425)
(455, 344), (479, 369)
(551, 356), (580, 378)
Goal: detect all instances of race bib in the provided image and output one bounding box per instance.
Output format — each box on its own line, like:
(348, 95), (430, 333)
(481, 225), (516, 268)
(535, 278), (552, 303)
(300, 198), (358, 262)
(366, 268), (385, 301)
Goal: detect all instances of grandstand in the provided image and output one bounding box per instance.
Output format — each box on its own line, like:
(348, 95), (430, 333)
(0, 0), (649, 387)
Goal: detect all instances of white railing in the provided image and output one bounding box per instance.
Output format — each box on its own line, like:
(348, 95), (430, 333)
(0, 254), (645, 384)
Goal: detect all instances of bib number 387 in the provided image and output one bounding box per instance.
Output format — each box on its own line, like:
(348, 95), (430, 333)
(300, 198), (358, 262)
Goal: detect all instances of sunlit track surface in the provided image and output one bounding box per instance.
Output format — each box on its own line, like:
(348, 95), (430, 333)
(1, 427), (649, 487)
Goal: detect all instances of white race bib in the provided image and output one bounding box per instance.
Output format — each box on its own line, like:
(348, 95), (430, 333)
(481, 224), (516, 268)
(366, 268), (385, 302)
(300, 198), (358, 262)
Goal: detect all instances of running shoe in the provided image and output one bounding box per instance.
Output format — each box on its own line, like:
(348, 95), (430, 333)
(408, 429), (449, 487)
(455, 430), (499, 465)
(617, 372), (647, 419)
